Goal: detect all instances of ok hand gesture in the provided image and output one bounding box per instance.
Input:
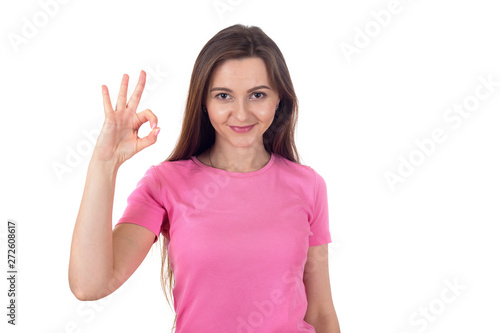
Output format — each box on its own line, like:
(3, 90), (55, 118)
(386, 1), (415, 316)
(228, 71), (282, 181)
(93, 70), (160, 167)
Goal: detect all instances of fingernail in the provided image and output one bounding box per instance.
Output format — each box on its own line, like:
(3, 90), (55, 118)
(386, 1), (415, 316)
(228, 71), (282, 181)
(155, 128), (160, 136)
(152, 122), (157, 129)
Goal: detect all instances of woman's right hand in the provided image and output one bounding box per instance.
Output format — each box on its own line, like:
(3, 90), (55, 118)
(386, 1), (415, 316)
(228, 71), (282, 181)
(92, 70), (160, 166)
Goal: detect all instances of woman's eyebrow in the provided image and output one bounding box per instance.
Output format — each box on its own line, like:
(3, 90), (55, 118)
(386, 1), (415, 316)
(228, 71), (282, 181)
(209, 85), (271, 93)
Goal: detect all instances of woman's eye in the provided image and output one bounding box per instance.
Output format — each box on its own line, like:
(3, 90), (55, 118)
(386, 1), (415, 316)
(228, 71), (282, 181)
(216, 93), (229, 99)
(252, 92), (266, 98)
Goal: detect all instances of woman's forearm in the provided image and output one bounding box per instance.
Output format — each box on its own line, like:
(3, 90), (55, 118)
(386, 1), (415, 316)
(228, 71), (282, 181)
(310, 312), (341, 333)
(68, 155), (120, 300)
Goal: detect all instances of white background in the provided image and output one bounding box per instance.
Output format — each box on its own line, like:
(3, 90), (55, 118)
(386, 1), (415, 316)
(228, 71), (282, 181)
(1, 0), (499, 332)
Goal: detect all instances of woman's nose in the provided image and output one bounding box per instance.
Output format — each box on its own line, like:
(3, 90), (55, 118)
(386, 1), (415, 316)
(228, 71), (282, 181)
(232, 100), (250, 122)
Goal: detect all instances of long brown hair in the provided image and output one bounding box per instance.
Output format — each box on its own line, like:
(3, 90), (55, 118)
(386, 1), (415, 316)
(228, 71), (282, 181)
(156, 24), (301, 332)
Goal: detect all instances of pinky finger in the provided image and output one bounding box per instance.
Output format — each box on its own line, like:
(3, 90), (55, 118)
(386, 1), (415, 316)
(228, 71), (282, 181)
(102, 85), (114, 114)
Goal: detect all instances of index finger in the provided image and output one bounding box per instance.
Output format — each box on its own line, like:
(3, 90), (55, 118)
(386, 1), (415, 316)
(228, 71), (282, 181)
(126, 70), (146, 112)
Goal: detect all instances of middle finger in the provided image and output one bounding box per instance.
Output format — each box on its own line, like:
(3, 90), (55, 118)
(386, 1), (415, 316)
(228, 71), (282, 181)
(126, 70), (146, 112)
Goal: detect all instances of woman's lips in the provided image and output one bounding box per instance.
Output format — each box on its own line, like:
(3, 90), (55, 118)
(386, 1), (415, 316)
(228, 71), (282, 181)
(229, 124), (255, 133)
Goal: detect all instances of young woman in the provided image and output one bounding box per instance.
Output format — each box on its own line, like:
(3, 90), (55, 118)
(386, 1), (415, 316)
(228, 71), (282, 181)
(69, 24), (340, 333)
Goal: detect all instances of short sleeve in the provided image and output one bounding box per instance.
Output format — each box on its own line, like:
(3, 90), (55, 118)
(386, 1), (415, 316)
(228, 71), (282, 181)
(115, 165), (167, 243)
(308, 170), (332, 246)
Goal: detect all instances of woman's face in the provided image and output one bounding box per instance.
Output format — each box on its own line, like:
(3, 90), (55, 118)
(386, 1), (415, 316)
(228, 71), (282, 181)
(205, 57), (280, 150)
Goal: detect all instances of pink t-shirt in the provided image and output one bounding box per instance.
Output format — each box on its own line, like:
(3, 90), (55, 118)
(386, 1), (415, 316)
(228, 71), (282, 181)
(116, 152), (332, 332)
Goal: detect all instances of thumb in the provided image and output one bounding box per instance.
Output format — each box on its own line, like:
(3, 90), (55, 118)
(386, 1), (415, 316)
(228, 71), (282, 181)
(136, 127), (160, 153)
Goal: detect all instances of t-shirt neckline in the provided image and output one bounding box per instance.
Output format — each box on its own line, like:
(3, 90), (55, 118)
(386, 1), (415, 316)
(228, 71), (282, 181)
(190, 152), (276, 177)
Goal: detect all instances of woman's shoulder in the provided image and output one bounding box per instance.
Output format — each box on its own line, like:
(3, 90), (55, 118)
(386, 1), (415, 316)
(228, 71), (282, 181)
(273, 153), (322, 182)
(152, 157), (198, 178)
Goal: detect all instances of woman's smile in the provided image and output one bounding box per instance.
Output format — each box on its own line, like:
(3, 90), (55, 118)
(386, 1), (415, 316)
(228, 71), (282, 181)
(229, 124), (255, 133)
